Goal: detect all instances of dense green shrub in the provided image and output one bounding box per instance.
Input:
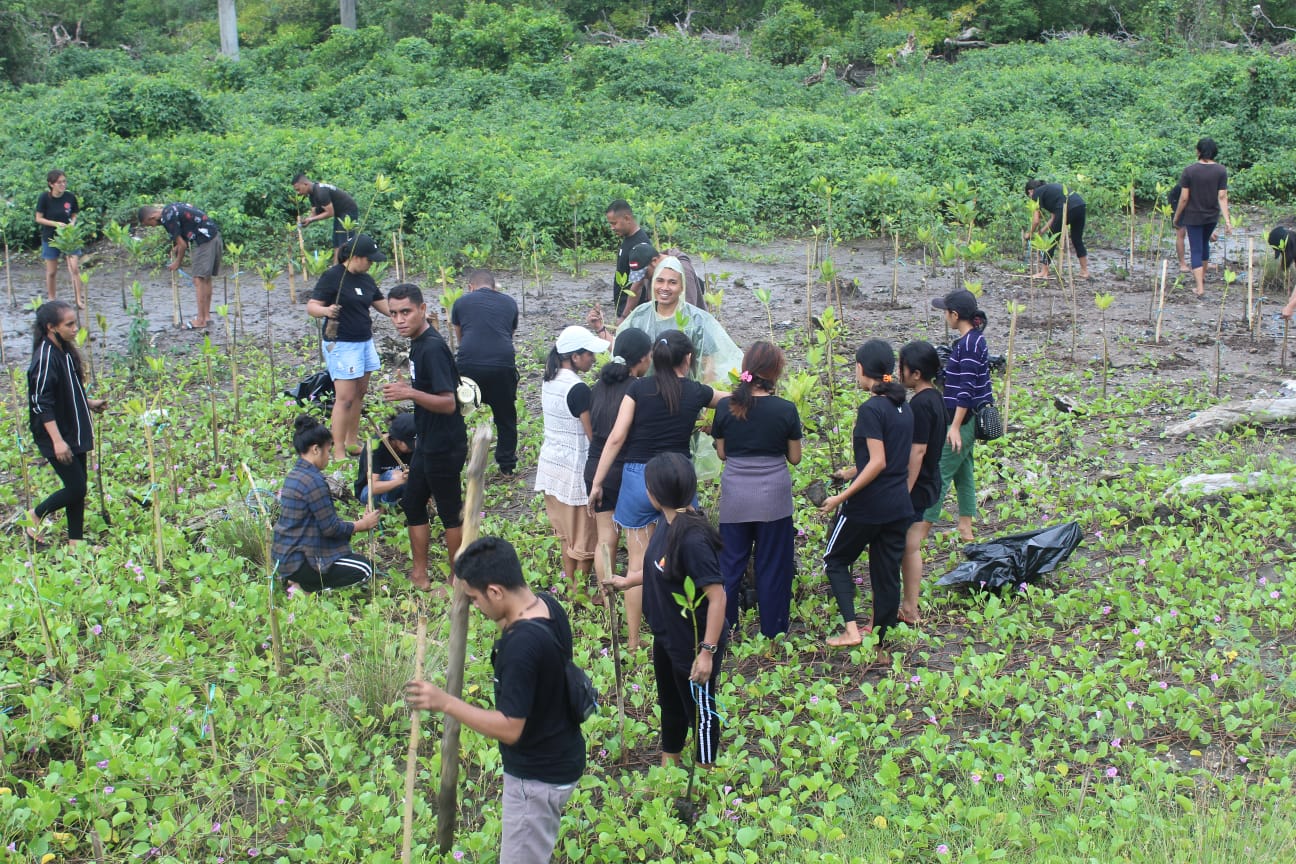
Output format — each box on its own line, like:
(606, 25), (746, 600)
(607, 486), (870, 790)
(752, 1), (825, 66)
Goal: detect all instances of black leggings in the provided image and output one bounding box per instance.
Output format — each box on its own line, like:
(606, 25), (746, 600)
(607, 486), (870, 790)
(1042, 205), (1087, 262)
(285, 554), (374, 592)
(35, 452), (88, 540)
(653, 642), (723, 764)
(823, 513), (909, 643)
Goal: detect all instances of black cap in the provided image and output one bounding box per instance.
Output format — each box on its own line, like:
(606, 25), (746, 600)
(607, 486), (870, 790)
(339, 233), (387, 262)
(932, 289), (978, 320)
(388, 412), (416, 447)
(628, 242), (657, 280)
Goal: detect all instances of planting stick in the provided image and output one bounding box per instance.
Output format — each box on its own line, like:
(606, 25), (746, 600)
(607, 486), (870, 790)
(599, 543), (627, 754)
(171, 269), (181, 328)
(1003, 302), (1020, 427)
(804, 240), (813, 339)
(287, 259), (297, 305)
(3, 237), (12, 309)
(0, 318), (5, 365)
(296, 222), (310, 277)
(1247, 238), (1254, 331)
(90, 827), (105, 863)
(1128, 184), (1135, 273)
(1283, 319), (1290, 372)
(401, 616), (428, 864)
(1154, 260), (1168, 344)
(436, 425), (493, 855)
(363, 415), (408, 470)
(145, 424), (164, 571)
(94, 405), (110, 527)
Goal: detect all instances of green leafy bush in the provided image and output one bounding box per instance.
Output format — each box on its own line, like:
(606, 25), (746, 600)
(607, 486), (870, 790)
(752, 1), (826, 66)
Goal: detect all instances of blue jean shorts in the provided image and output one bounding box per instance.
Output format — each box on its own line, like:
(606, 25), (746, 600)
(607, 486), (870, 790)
(322, 339), (380, 381)
(41, 240), (81, 260)
(614, 462), (660, 530)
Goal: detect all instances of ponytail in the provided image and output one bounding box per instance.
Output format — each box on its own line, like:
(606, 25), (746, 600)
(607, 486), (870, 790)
(872, 379), (907, 405)
(651, 330), (693, 415)
(729, 340), (784, 421)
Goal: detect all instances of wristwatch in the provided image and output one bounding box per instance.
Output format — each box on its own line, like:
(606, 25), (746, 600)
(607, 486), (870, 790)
(698, 641), (718, 655)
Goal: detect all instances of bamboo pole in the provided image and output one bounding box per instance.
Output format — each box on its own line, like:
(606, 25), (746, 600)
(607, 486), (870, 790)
(242, 462), (285, 676)
(436, 425), (493, 854)
(171, 269), (182, 327)
(1154, 260), (1168, 344)
(1128, 184), (1136, 273)
(1246, 238), (1254, 332)
(599, 543), (627, 754)
(296, 222), (310, 276)
(1003, 302), (1020, 427)
(401, 617), (428, 864)
(4, 237), (13, 308)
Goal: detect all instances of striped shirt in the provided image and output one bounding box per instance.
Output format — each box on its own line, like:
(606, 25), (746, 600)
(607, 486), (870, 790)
(27, 337), (93, 457)
(271, 458), (356, 574)
(943, 329), (992, 414)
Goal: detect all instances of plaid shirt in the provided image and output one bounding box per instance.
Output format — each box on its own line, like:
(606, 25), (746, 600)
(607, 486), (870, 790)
(271, 458), (355, 574)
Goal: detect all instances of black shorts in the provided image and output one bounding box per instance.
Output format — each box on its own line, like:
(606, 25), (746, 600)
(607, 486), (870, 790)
(402, 448), (467, 529)
(584, 456), (622, 514)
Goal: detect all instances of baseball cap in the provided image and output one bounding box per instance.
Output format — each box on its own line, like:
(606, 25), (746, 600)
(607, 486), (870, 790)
(555, 325), (610, 355)
(932, 289), (978, 319)
(628, 242), (657, 281)
(339, 233), (387, 262)
(388, 412), (416, 448)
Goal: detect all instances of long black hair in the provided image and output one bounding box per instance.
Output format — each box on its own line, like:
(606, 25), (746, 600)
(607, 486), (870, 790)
(650, 329), (693, 415)
(729, 340), (783, 421)
(292, 414), (333, 454)
(855, 339), (906, 406)
(644, 452), (721, 583)
(33, 300), (83, 381)
(591, 328), (652, 433)
(543, 348), (582, 382)
(899, 340), (940, 384)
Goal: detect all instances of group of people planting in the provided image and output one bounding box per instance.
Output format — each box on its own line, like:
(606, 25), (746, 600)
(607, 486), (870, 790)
(16, 153), (1288, 861)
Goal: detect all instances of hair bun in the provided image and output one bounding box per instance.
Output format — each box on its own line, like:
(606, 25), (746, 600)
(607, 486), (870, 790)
(293, 414), (320, 434)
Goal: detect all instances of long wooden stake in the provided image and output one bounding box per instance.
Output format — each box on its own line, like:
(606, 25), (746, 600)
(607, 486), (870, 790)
(1283, 319), (1291, 372)
(296, 222), (310, 276)
(242, 462), (285, 676)
(1003, 302), (1020, 427)
(436, 425), (493, 854)
(171, 270), (181, 328)
(1154, 260), (1168, 344)
(1128, 185), (1136, 273)
(599, 543), (627, 754)
(1246, 238), (1254, 332)
(3, 237), (12, 308)
(401, 617), (428, 864)
(363, 415), (409, 470)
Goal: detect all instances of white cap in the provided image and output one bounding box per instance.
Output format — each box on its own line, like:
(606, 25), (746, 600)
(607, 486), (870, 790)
(555, 325), (609, 355)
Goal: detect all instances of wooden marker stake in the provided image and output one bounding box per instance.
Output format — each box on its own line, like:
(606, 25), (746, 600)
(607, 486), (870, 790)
(1247, 238), (1255, 334)
(599, 543), (627, 754)
(436, 425), (493, 854)
(1154, 260), (1168, 344)
(171, 270), (182, 328)
(400, 617), (428, 864)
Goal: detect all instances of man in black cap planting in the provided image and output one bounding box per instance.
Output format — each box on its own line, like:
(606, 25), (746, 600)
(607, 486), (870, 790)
(354, 412), (416, 505)
(922, 289), (992, 544)
(138, 203), (223, 329)
(293, 174), (360, 264)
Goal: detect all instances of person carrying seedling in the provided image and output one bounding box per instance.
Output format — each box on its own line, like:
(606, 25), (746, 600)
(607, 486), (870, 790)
(354, 412), (415, 506)
(1024, 179), (1090, 281)
(605, 199), (652, 321)
(292, 173), (360, 264)
(34, 170), (84, 308)
(405, 536), (585, 864)
(137, 203), (223, 329)
(272, 415), (379, 593)
(26, 300), (108, 548)
(383, 282), (467, 593)
(451, 268), (520, 475)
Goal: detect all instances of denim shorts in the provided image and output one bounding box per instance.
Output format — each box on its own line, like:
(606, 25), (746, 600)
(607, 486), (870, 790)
(322, 339), (380, 381)
(41, 240), (80, 260)
(613, 462), (660, 530)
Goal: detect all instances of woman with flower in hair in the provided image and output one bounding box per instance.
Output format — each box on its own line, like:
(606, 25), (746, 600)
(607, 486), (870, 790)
(711, 341), (802, 637)
(819, 339), (912, 661)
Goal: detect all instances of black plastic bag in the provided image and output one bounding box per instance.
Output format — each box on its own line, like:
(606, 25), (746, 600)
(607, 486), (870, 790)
(286, 370), (334, 407)
(936, 522), (1082, 591)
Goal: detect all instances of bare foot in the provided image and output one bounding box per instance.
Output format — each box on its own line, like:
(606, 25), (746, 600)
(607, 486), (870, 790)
(410, 572), (432, 592)
(898, 607), (920, 626)
(1030, 270), (1050, 279)
(827, 626), (869, 648)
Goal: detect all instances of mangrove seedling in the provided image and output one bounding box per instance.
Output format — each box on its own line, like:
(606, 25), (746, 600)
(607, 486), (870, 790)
(1094, 292), (1115, 398)
(753, 287), (774, 344)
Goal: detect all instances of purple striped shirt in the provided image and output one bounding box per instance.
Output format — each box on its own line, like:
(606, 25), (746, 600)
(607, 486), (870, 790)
(943, 329), (992, 413)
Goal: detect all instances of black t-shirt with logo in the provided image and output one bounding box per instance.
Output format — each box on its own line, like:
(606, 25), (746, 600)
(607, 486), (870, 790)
(711, 395), (802, 457)
(621, 376), (714, 464)
(308, 183), (359, 220)
(311, 265), (383, 343)
(614, 227), (651, 317)
(1033, 183), (1084, 220)
(842, 394), (913, 523)
(642, 518), (725, 668)
(451, 289), (518, 369)
(160, 203), (219, 245)
(408, 326), (467, 461)
(493, 592), (586, 783)
(35, 191), (79, 243)
(907, 387), (945, 514)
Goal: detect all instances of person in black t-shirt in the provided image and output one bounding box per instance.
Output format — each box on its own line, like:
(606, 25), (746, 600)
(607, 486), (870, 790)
(451, 269), (519, 474)
(354, 412), (415, 504)
(605, 199), (652, 321)
(712, 341), (802, 638)
(819, 340), (913, 661)
(1172, 137), (1233, 298)
(34, 170), (83, 307)
(384, 283), (467, 592)
(1025, 180), (1090, 281)
(641, 453), (727, 766)
(293, 174), (361, 263)
(897, 341), (944, 627)
(306, 233), (389, 463)
(138, 202), (224, 329)
(406, 537), (584, 863)
(591, 330), (726, 652)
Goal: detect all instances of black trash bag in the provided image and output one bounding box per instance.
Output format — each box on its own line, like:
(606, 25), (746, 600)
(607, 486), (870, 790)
(286, 370), (334, 407)
(936, 522), (1083, 591)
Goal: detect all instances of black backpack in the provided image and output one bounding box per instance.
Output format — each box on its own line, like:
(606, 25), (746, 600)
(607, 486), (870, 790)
(519, 616), (599, 725)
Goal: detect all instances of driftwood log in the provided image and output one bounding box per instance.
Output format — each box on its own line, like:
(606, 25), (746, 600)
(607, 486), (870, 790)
(1164, 397), (1296, 437)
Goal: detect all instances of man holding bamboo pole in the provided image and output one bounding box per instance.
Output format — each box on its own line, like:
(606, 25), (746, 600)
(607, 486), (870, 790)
(293, 174), (360, 265)
(405, 536), (585, 864)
